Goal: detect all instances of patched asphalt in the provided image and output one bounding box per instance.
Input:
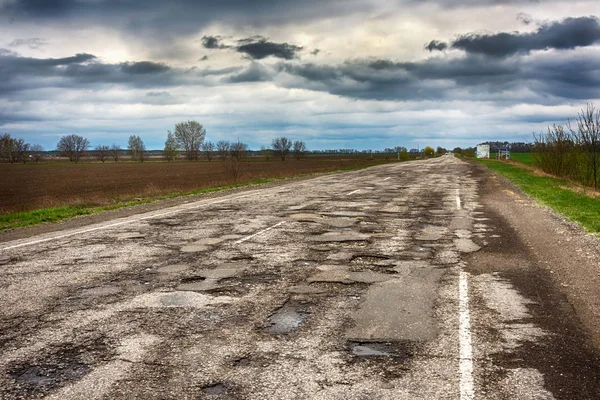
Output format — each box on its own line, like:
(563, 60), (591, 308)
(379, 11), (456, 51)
(1, 154), (600, 399)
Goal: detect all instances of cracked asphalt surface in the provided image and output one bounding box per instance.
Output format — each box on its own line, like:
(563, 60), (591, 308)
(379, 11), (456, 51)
(1, 154), (600, 399)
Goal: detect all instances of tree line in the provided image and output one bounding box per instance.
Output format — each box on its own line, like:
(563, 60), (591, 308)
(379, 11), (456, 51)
(533, 104), (600, 189)
(0, 120), (309, 164)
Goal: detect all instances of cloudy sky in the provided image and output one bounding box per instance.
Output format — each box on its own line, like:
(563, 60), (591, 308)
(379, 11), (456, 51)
(1, 0), (600, 150)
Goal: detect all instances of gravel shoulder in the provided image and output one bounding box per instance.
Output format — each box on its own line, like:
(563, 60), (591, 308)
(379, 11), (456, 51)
(468, 160), (600, 349)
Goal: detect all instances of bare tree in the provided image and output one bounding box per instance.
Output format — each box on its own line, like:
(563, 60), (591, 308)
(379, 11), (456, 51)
(216, 140), (230, 161)
(0, 134), (31, 163)
(0, 133), (10, 162)
(223, 160), (244, 183)
(292, 140), (307, 160)
(30, 144), (44, 163)
(95, 145), (109, 163)
(13, 138), (29, 163)
(164, 130), (179, 162)
(230, 140), (248, 161)
(570, 104), (600, 189)
(174, 120), (205, 161)
(110, 144), (121, 162)
(533, 124), (576, 178)
(201, 141), (215, 161)
(128, 135), (146, 162)
(272, 137), (292, 161)
(56, 134), (89, 163)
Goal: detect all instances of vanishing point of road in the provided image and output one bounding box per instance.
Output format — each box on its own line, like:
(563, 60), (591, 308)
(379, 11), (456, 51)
(1, 154), (600, 399)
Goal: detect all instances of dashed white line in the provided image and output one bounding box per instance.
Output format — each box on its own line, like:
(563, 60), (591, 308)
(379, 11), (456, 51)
(383, 177), (392, 181)
(233, 221), (286, 244)
(346, 189), (361, 196)
(459, 270), (475, 400)
(456, 190), (462, 210)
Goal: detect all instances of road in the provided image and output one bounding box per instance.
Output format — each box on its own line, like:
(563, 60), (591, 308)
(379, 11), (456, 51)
(1, 154), (600, 399)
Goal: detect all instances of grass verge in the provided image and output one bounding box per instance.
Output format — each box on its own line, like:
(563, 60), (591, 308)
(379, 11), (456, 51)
(0, 161), (392, 231)
(476, 158), (600, 234)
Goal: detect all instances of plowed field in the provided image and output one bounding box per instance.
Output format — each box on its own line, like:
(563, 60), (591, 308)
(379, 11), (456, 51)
(0, 157), (388, 214)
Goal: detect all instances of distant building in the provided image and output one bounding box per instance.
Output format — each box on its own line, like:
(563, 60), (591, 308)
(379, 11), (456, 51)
(476, 144), (490, 159)
(496, 145), (510, 160)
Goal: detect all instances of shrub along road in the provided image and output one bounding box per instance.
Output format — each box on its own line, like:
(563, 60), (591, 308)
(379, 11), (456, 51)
(0, 155), (599, 399)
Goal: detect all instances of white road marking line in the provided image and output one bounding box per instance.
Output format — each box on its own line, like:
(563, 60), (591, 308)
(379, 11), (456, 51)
(459, 270), (475, 400)
(383, 177), (391, 181)
(456, 190), (462, 210)
(233, 221), (286, 244)
(346, 189), (361, 195)
(0, 192), (257, 251)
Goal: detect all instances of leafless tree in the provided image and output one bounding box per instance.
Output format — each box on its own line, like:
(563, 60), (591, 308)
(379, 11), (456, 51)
(13, 138), (29, 163)
(229, 140), (248, 161)
(0, 134), (31, 163)
(292, 140), (307, 160)
(0, 133), (10, 162)
(569, 104), (600, 188)
(201, 141), (215, 161)
(216, 140), (230, 161)
(110, 144), (121, 162)
(56, 134), (89, 163)
(174, 120), (205, 161)
(533, 124), (576, 178)
(224, 160), (244, 183)
(95, 145), (110, 163)
(128, 135), (146, 162)
(30, 144), (44, 163)
(164, 130), (179, 162)
(272, 136), (292, 161)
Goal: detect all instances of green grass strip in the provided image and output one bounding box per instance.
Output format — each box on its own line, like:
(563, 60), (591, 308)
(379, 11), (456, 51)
(477, 159), (600, 234)
(0, 161), (396, 231)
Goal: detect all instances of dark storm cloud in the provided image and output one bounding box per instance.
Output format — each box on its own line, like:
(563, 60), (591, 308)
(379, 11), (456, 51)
(448, 16), (600, 57)
(236, 37), (303, 60)
(201, 35), (229, 49)
(0, 0), (371, 39)
(425, 40), (448, 52)
(202, 34), (305, 59)
(0, 52), (245, 97)
(119, 61), (170, 74)
(2, 47), (599, 106)
(267, 51), (600, 102)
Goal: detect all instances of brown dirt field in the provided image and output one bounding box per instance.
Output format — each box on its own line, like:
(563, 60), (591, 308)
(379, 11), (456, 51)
(0, 157), (388, 214)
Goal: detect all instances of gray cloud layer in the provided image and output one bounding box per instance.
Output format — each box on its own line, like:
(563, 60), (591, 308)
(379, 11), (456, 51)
(202, 35), (304, 59)
(2, 43), (598, 104)
(429, 16), (600, 57)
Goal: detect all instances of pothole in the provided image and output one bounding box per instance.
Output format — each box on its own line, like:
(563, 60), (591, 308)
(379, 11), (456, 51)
(349, 341), (416, 360)
(202, 382), (235, 397)
(350, 254), (392, 265)
(8, 336), (111, 398)
(180, 276), (207, 283)
(264, 300), (311, 334)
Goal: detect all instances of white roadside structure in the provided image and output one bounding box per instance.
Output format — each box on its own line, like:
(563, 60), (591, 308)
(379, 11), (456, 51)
(476, 144), (490, 159)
